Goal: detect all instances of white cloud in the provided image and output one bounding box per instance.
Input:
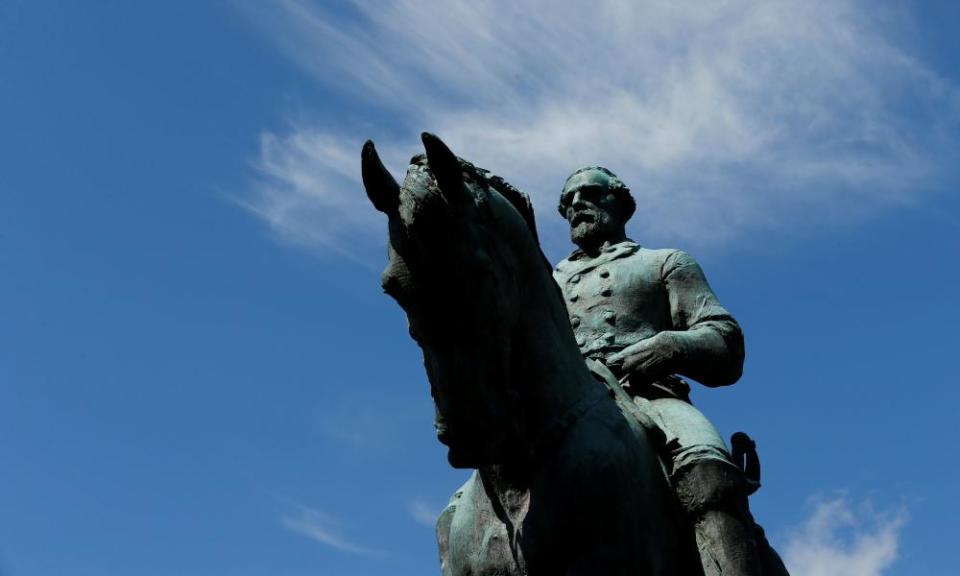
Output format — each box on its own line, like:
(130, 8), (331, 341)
(783, 497), (906, 576)
(237, 129), (385, 265)
(407, 499), (441, 528)
(281, 502), (383, 556)
(240, 0), (959, 255)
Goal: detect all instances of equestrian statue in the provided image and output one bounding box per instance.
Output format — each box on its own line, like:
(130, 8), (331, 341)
(361, 132), (789, 575)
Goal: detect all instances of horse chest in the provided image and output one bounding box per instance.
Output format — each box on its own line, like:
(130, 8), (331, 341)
(452, 519), (524, 576)
(444, 474), (550, 576)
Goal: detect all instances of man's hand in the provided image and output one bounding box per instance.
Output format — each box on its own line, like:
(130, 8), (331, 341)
(607, 333), (680, 381)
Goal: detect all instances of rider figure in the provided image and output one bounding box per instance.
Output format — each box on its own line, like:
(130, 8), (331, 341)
(553, 166), (768, 576)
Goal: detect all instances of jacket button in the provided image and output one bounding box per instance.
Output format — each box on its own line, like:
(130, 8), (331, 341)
(603, 310), (616, 324)
(599, 269), (610, 278)
(600, 288), (612, 297)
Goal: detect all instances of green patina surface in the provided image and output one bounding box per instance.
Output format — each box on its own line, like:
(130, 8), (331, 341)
(362, 133), (789, 576)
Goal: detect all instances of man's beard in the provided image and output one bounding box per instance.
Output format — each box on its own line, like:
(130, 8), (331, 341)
(571, 213), (618, 250)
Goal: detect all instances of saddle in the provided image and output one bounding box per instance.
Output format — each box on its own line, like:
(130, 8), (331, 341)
(585, 358), (762, 492)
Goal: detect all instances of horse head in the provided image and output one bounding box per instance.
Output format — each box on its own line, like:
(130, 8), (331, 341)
(363, 133), (551, 469)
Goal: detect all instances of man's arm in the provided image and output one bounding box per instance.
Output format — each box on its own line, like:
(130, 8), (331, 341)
(610, 250), (744, 387)
(660, 250), (744, 386)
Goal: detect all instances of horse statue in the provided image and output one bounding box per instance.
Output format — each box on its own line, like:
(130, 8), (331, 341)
(361, 132), (708, 575)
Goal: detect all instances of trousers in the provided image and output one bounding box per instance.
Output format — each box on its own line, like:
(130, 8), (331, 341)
(586, 358), (733, 478)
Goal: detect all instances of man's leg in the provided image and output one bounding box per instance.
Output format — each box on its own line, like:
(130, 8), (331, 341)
(755, 522), (791, 576)
(635, 397), (763, 576)
(674, 459), (762, 576)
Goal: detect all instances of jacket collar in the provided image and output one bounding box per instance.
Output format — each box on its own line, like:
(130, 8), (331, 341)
(555, 239), (640, 281)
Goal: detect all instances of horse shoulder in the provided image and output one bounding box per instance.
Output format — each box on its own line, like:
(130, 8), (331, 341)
(547, 398), (677, 574)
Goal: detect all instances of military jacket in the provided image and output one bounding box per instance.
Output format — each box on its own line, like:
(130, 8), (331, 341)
(553, 240), (744, 388)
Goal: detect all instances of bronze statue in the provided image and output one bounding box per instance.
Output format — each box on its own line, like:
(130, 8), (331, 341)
(363, 134), (694, 575)
(362, 133), (789, 575)
(554, 166), (788, 576)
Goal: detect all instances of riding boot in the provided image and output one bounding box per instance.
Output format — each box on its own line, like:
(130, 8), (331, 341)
(755, 522), (792, 576)
(674, 459), (763, 576)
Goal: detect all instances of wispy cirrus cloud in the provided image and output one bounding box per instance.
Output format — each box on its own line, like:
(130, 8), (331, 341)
(239, 0), (959, 256)
(407, 498), (441, 528)
(281, 502), (384, 556)
(783, 496), (907, 576)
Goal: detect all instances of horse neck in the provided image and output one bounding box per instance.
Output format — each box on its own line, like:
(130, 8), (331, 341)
(505, 261), (599, 463)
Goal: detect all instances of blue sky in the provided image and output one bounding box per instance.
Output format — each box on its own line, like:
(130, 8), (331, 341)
(1, 1), (958, 575)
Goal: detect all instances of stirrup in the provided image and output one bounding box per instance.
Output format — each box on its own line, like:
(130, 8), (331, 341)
(730, 432), (761, 495)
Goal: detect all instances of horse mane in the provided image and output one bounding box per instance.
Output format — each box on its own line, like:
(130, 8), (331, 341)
(410, 153), (551, 272)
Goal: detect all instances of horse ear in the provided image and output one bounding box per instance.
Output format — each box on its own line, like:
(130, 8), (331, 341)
(362, 140), (400, 214)
(421, 132), (466, 204)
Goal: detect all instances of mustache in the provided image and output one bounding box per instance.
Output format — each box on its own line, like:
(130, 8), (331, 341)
(571, 211), (598, 226)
